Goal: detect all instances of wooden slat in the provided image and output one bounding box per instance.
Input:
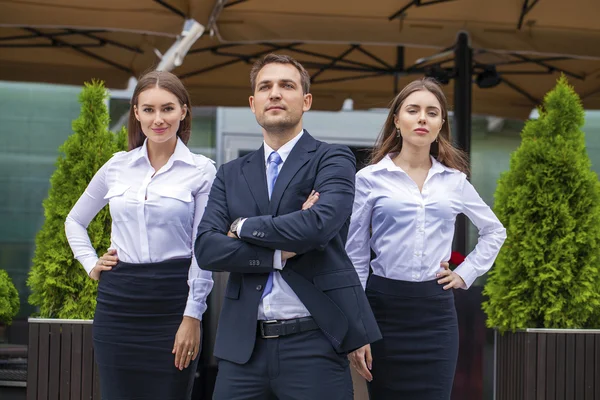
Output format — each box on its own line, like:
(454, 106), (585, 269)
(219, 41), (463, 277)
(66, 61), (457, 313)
(60, 324), (73, 400)
(517, 332), (524, 400)
(81, 325), (94, 400)
(37, 323), (50, 400)
(27, 323), (40, 400)
(70, 324), (83, 400)
(566, 334), (575, 400)
(525, 332), (537, 400)
(502, 332), (513, 400)
(584, 334), (594, 400)
(594, 335), (600, 400)
(536, 333), (546, 400)
(496, 331), (503, 400)
(60, 324), (72, 400)
(514, 332), (520, 400)
(555, 333), (566, 400)
(501, 331), (509, 400)
(575, 334), (585, 400)
(546, 333), (556, 400)
(48, 323), (62, 400)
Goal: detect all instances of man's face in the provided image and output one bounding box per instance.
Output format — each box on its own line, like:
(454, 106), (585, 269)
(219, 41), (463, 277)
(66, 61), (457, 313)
(249, 63), (312, 134)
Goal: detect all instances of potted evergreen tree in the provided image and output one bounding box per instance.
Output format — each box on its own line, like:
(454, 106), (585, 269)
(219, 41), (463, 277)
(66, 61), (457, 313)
(483, 76), (600, 399)
(0, 269), (20, 342)
(26, 80), (126, 399)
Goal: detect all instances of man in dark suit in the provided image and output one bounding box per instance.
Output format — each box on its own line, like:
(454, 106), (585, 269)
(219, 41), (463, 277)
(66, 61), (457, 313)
(195, 53), (381, 399)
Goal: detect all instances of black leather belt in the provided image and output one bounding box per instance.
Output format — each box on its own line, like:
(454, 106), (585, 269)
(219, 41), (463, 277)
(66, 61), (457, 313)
(258, 317), (319, 339)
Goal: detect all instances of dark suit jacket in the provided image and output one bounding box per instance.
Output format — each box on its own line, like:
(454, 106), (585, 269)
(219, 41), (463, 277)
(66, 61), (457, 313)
(195, 131), (381, 364)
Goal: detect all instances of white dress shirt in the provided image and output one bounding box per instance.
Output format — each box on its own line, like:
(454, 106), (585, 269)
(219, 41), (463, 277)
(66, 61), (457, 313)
(346, 153), (506, 290)
(65, 138), (216, 320)
(239, 130), (311, 321)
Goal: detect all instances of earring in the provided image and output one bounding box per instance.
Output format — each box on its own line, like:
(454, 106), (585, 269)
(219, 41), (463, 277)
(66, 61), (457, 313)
(396, 128), (401, 138)
(435, 136), (439, 143)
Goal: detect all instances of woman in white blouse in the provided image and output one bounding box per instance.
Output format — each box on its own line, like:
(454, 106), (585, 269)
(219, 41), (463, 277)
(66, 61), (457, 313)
(65, 71), (216, 400)
(346, 78), (506, 399)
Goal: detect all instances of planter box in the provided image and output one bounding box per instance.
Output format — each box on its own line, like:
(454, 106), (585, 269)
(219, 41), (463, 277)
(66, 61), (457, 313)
(27, 318), (100, 400)
(494, 329), (600, 400)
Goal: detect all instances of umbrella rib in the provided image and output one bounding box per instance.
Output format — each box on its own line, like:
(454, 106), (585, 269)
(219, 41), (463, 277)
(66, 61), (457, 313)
(509, 53), (584, 80)
(581, 86), (600, 100)
(491, 56), (570, 66)
(389, 0), (458, 20)
(65, 29), (144, 54)
(501, 78), (540, 105)
(23, 28), (133, 74)
(517, 0), (541, 30)
(310, 45), (359, 81)
(153, 0), (187, 18)
(263, 45), (385, 71)
(312, 71), (391, 85)
(355, 46), (393, 69)
(180, 43), (299, 79)
(224, 0), (250, 8)
(0, 29), (106, 42)
(188, 43), (242, 54)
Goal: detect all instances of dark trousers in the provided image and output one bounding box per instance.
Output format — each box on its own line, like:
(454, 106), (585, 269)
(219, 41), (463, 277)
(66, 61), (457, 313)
(213, 329), (353, 400)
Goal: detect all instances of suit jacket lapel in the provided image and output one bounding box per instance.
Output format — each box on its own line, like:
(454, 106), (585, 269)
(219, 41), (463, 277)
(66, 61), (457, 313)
(242, 147), (269, 215)
(268, 132), (317, 215)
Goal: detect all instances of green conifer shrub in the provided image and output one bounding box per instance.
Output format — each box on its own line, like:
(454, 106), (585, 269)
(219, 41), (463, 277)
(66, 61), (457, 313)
(0, 269), (20, 325)
(27, 80), (127, 319)
(483, 76), (600, 331)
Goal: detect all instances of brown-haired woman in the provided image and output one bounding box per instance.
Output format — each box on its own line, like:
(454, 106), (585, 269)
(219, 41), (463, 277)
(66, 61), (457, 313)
(65, 70), (216, 399)
(345, 78), (506, 399)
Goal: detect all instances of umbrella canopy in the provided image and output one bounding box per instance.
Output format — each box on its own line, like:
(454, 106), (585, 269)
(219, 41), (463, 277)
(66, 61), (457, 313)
(1, 0), (599, 118)
(176, 40), (600, 119)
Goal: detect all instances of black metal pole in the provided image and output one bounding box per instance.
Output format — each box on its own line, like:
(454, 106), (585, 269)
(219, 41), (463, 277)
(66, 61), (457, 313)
(453, 31), (472, 256)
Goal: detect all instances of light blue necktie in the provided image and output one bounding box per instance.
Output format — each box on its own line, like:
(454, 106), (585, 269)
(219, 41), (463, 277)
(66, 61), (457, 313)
(262, 151), (282, 299)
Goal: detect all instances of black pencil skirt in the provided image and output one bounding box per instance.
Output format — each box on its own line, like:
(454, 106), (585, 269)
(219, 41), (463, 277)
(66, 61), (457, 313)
(366, 275), (458, 400)
(93, 258), (199, 400)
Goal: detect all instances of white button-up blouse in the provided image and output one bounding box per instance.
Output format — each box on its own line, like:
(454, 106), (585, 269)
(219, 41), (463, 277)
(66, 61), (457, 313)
(65, 138), (216, 320)
(346, 153), (506, 290)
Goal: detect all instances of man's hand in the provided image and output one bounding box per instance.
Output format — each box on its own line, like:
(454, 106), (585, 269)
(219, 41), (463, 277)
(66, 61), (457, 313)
(281, 191), (320, 262)
(282, 251), (296, 261)
(227, 230), (236, 238)
(349, 344), (373, 382)
(302, 190), (320, 210)
(172, 316), (201, 370)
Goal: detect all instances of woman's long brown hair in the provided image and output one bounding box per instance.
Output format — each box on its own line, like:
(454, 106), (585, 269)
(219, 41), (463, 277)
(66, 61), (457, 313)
(370, 78), (469, 174)
(127, 70), (192, 150)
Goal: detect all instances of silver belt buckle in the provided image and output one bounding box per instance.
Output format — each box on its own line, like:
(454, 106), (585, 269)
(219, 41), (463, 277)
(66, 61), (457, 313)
(260, 320), (279, 339)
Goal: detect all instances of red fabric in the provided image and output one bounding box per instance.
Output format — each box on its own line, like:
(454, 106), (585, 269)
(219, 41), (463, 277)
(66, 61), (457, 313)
(449, 251), (465, 266)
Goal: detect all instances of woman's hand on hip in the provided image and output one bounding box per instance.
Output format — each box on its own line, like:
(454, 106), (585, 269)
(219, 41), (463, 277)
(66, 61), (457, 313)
(349, 344), (373, 382)
(173, 316), (201, 370)
(89, 249), (118, 280)
(436, 264), (466, 290)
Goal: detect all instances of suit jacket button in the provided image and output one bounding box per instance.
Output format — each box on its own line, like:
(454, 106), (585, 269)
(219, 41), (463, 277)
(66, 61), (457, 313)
(256, 260), (260, 266)
(260, 232), (265, 238)
(253, 231), (258, 236)
(256, 285), (262, 291)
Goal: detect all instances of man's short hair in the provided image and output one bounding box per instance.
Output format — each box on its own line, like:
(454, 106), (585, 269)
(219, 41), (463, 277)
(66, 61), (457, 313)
(250, 53), (311, 94)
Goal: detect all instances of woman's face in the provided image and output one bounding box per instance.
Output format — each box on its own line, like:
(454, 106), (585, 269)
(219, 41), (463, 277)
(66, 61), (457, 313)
(134, 87), (186, 146)
(394, 89), (444, 149)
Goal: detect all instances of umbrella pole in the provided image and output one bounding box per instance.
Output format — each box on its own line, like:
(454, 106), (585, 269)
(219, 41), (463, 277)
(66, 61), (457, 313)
(453, 31), (472, 256)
